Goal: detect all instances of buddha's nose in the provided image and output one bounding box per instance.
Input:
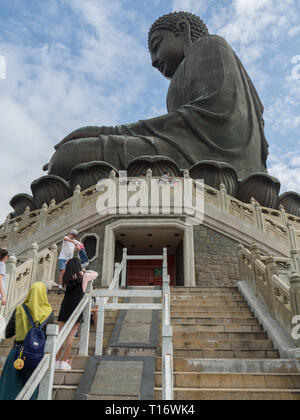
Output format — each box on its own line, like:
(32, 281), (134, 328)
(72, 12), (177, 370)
(152, 58), (159, 69)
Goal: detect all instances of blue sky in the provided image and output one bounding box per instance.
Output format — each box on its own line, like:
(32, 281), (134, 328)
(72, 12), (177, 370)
(0, 0), (299, 221)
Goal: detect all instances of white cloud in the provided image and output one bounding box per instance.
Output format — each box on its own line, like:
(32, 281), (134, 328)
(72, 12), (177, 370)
(268, 146), (300, 193)
(0, 0), (158, 221)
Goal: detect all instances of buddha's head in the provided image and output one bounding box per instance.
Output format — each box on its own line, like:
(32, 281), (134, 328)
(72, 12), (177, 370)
(148, 11), (209, 79)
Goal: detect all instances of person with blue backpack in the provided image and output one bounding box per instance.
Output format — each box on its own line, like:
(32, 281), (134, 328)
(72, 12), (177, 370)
(0, 282), (54, 400)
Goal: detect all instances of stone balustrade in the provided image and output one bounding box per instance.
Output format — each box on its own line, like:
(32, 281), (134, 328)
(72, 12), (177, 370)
(0, 171), (299, 257)
(0, 243), (58, 321)
(238, 243), (300, 346)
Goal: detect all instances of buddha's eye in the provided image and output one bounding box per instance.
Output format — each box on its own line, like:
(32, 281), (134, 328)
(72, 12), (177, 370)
(152, 37), (163, 54)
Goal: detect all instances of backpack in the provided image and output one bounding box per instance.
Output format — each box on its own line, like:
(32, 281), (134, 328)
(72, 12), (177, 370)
(14, 304), (53, 371)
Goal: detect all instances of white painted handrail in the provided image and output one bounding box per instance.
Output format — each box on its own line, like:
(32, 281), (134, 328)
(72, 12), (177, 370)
(16, 354), (51, 400)
(164, 354), (173, 401)
(15, 281), (94, 400)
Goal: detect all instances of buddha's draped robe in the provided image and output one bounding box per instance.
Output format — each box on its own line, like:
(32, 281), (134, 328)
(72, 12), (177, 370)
(49, 35), (268, 181)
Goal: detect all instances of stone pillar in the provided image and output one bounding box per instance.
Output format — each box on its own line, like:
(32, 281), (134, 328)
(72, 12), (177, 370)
(49, 244), (58, 287)
(264, 255), (277, 318)
(3, 214), (11, 234)
(291, 249), (300, 274)
(250, 243), (261, 296)
(219, 183), (229, 213)
(253, 201), (265, 231)
(3, 254), (17, 317)
(146, 169), (152, 215)
(72, 185), (81, 214)
(22, 206), (31, 226)
(38, 203), (48, 232)
(8, 222), (18, 249)
(237, 244), (246, 282)
(28, 242), (39, 286)
(287, 223), (298, 250)
(279, 204), (288, 227)
(289, 273), (300, 346)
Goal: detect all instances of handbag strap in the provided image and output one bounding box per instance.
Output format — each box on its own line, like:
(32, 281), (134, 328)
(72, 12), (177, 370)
(22, 304), (35, 328)
(22, 304), (53, 330)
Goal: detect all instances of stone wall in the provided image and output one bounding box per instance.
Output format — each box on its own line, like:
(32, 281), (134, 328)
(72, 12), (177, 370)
(79, 218), (118, 288)
(194, 225), (240, 287)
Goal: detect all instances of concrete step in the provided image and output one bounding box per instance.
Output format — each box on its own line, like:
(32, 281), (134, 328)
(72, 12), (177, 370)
(155, 358), (299, 373)
(52, 385), (77, 400)
(171, 292), (243, 298)
(54, 370), (84, 386)
(171, 296), (246, 302)
(171, 310), (254, 317)
(171, 307), (253, 313)
(172, 331), (269, 341)
(171, 287), (239, 292)
(154, 387), (300, 400)
(171, 301), (248, 307)
(171, 349), (279, 359)
(162, 339), (275, 350)
(87, 395), (139, 400)
(155, 372), (300, 389)
(172, 324), (264, 333)
(171, 317), (259, 325)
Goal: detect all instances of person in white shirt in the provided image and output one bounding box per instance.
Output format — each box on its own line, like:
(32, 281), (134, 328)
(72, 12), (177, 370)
(57, 230), (81, 294)
(0, 249), (9, 306)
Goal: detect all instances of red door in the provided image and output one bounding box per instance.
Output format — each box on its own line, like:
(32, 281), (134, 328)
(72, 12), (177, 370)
(127, 256), (175, 286)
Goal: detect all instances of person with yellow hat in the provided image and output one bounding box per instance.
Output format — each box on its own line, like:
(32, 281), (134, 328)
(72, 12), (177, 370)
(0, 282), (54, 400)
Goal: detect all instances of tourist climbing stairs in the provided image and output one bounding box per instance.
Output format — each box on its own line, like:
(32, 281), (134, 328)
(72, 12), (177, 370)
(155, 286), (300, 400)
(0, 285), (120, 401)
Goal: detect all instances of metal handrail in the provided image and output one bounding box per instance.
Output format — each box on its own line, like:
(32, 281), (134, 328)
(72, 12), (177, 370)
(15, 281), (94, 401)
(15, 247), (174, 401)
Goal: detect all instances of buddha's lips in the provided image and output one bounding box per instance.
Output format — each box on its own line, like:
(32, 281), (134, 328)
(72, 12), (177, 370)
(158, 62), (164, 73)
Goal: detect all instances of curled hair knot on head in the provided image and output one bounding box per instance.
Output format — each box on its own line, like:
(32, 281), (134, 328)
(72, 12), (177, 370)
(148, 11), (209, 51)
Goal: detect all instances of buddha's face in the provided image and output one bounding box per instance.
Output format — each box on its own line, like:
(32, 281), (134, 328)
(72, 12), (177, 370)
(150, 30), (185, 79)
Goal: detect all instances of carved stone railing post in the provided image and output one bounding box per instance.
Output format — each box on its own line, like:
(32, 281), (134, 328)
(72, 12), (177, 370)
(109, 170), (116, 182)
(219, 183), (229, 213)
(49, 244), (58, 287)
(38, 203), (48, 232)
(291, 249), (300, 274)
(237, 244), (245, 281)
(28, 242), (39, 285)
(146, 168), (152, 215)
(265, 256), (277, 318)
(253, 201), (264, 231)
(71, 185), (81, 214)
(289, 273), (300, 346)
(279, 204), (288, 227)
(22, 206), (31, 226)
(3, 254), (17, 317)
(250, 243), (260, 296)
(287, 223), (298, 250)
(49, 199), (56, 212)
(3, 214), (11, 234)
(8, 221), (18, 249)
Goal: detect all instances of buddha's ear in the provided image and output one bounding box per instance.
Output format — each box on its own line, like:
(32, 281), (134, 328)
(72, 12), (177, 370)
(176, 18), (192, 54)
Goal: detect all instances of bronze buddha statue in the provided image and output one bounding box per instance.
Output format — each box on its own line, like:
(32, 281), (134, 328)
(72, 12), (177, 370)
(12, 12), (299, 217)
(46, 11), (269, 182)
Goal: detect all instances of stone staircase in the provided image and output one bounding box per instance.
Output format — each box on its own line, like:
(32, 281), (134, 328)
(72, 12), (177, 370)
(1, 285), (300, 400)
(155, 286), (300, 400)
